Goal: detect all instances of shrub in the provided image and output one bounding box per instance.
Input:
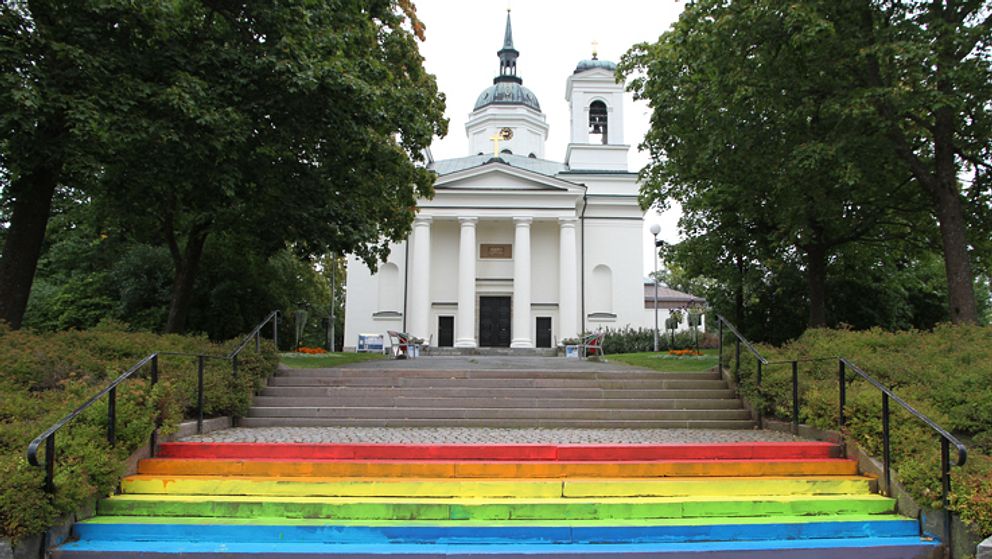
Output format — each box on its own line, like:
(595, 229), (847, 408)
(598, 326), (716, 354)
(0, 323), (277, 539)
(725, 324), (992, 537)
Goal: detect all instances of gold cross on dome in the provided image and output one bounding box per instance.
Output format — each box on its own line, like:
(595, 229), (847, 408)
(489, 133), (502, 158)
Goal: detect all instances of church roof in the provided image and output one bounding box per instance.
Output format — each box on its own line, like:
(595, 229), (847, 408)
(574, 57), (618, 74)
(430, 153), (566, 177)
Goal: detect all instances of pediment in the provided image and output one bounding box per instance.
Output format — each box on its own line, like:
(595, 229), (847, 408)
(434, 162), (583, 195)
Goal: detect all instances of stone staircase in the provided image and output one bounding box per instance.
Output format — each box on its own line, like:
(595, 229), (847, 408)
(241, 367), (755, 429)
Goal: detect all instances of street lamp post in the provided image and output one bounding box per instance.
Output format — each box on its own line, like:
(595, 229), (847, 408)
(649, 223), (661, 352)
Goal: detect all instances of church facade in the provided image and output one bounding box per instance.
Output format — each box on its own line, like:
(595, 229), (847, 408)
(344, 13), (693, 351)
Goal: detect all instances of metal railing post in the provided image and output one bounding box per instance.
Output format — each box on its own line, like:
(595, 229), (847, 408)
(882, 393), (891, 496)
(734, 339), (741, 381)
(107, 387), (117, 446)
(197, 356), (205, 435)
(255, 331), (260, 352)
(941, 438), (952, 552)
(44, 434), (55, 494)
(791, 361), (799, 435)
(756, 359), (763, 428)
(718, 320), (724, 370)
(149, 355), (158, 457)
(273, 313), (279, 351)
(232, 354), (239, 377)
(838, 360), (846, 429)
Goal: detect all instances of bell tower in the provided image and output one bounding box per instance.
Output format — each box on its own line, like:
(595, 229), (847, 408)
(564, 47), (629, 171)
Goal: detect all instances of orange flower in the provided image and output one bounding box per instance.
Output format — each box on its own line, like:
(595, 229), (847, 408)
(297, 346), (328, 354)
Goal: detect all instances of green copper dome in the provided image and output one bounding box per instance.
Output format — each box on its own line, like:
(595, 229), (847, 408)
(574, 58), (617, 74)
(474, 82), (541, 111)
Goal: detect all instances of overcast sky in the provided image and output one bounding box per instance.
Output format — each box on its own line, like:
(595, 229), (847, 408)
(413, 0), (686, 275)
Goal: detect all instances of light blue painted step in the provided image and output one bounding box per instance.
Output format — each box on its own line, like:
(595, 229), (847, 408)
(52, 536), (942, 558)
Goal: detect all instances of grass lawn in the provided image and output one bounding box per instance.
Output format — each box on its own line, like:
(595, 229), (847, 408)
(609, 349), (719, 372)
(279, 352), (387, 368)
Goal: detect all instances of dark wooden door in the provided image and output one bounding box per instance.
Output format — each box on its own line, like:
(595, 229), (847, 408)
(536, 317), (552, 348)
(438, 316), (454, 347)
(479, 296), (511, 347)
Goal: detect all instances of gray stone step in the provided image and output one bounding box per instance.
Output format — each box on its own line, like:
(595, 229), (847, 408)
(237, 417), (758, 429)
(258, 386), (738, 400)
(276, 369), (722, 381)
(245, 406), (754, 421)
(249, 396), (745, 410)
(266, 376), (730, 390)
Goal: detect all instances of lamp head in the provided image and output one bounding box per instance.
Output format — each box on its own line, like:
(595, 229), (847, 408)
(649, 223), (661, 236)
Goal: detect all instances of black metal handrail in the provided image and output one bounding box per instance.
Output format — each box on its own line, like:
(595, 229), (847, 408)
(716, 315), (968, 551)
(26, 310), (280, 494)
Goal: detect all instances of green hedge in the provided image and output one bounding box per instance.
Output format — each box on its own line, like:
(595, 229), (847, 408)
(727, 324), (992, 537)
(597, 326), (716, 355)
(0, 322), (277, 539)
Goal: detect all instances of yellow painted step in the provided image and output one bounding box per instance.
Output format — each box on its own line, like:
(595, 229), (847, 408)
(121, 475), (874, 499)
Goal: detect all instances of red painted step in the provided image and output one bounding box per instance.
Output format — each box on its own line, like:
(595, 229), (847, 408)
(156, 441), (840, 461)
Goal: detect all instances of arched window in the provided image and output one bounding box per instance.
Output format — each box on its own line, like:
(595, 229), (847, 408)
(590, 264), (613, 313)
(377, 263), (401, 312)
(589, 101), (608, 145)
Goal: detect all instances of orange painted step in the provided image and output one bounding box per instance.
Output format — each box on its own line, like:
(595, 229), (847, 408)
(137, 458), (859, 478)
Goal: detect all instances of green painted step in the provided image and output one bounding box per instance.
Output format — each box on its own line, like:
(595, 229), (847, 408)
(98, 494), (896, 521)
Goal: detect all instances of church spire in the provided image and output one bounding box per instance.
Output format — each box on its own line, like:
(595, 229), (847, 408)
(495, 10), (522, 85)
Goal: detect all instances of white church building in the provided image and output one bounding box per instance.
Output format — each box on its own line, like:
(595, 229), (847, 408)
(344, 13), (702, 351)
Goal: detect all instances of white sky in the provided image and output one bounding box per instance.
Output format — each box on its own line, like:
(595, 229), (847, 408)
(413, 0), (686, 276)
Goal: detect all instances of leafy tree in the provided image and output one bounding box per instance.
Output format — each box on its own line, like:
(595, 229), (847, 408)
(854, 0), (992, 323)
(0, 1), (447, 333)
(621, 0), (927, 329)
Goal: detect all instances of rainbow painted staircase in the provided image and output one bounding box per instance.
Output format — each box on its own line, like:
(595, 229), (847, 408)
(54, 440), (941, 558)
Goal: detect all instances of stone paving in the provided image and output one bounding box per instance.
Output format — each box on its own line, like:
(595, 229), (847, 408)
(182, 427), (801, 444)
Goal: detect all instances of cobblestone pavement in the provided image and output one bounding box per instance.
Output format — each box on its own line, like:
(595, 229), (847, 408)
(181, 426), (802, 444)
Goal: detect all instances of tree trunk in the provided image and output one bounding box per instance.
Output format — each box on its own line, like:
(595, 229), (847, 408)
(0, 135), (64, 328)
(930, 163), (979, 324)
(165, 228), (210, 334)
(804, 243), (828, 328)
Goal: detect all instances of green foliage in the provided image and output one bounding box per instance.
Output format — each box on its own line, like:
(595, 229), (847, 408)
(599, 326), (716, 355)
(0, 323), (277, 539)
(728, 325), (992, 536)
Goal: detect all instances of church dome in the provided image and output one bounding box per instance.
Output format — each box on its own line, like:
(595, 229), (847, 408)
(574, 57), (617, 74)
(474, 82), (541, 112)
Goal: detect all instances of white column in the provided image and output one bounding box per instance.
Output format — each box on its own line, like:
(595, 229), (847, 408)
(511, 217), (533, 348)
(455, 216), (478, 348)
(408, 216), (432, 339)
(558, 218), (579, 340)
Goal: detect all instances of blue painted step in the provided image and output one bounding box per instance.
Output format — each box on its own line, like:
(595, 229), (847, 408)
(51, 536), (941, 558)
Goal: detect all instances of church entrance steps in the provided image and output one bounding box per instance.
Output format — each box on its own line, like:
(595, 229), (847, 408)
(258, 387), (738, 400)
(52, 442), (940, 559)
(245, 364), (753, 429)
(250, 396), (745, 409)
(427, 347), (558, 356)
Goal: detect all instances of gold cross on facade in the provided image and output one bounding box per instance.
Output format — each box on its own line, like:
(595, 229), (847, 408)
(489, 133), (502, 158)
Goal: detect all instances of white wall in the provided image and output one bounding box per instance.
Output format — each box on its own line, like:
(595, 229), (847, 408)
(343, 243), (407, 351)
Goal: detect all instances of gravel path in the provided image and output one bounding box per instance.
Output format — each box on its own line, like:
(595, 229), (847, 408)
(180, 426), (802, 444)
